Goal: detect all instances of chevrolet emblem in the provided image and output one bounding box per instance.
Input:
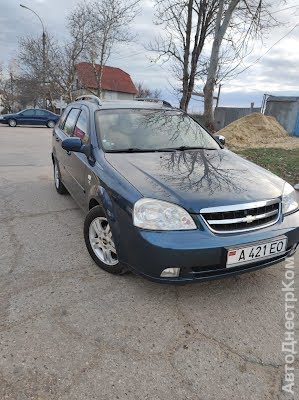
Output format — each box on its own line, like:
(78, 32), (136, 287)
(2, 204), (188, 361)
(245, 215), (256, 224)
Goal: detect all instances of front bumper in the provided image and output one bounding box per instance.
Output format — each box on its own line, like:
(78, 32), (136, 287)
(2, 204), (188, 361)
(119, 210), (299, 283)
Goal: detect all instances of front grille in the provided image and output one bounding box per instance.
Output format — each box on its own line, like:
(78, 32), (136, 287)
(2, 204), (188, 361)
(200, 199), (281, 233)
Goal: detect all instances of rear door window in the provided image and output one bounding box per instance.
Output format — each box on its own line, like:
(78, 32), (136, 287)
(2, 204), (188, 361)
(58, 107), (70, 129)
(63, 108), (81, 136)
(73, 109), (89, 144)
(35, 110), (48, 117)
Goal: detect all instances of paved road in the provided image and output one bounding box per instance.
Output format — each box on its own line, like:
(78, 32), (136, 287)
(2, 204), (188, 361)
(0, 126), (298, 400)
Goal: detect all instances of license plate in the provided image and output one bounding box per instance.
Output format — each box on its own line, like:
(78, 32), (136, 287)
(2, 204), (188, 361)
(226, 237), (287, 267)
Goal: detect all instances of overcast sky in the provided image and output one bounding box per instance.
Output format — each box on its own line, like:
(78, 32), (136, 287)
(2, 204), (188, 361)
(1, 0), (299, 111)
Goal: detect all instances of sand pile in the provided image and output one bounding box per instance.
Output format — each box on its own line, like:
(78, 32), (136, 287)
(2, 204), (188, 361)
(218, 113), (289, 148)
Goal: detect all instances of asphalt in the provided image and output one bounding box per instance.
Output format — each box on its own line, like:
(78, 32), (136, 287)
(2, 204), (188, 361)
(0, 125), (298, 400)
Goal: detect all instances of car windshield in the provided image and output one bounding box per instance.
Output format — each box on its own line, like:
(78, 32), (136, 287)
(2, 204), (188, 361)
(96, 109), (220, 152)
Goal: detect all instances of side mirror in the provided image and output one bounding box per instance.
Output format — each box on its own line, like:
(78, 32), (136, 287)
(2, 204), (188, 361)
(214, 134), (226, 146)
(62, 137), (94, 163)
(62, 137), (84, 153)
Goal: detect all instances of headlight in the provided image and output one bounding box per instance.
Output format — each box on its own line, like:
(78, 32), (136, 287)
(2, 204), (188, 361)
(133, 198), (197, 230)
(282, 182), (298, 215)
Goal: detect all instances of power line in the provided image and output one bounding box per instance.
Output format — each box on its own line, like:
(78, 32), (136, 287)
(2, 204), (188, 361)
(111, 50), (148, 62)
(233, 22), (299, 76)
(271, 5), (299, 14)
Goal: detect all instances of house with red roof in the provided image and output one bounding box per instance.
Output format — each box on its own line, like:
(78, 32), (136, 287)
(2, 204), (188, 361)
(74, 62), (138, 100)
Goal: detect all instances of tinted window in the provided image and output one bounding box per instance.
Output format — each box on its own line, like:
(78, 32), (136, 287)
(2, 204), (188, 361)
(96, 109), (220, 151)
(35, 110), (47, 117)
(21, 109), (35, 117)
(73, 110), (89, 144)
(58, 107), (70, 129)
(63, 108), (80, 136)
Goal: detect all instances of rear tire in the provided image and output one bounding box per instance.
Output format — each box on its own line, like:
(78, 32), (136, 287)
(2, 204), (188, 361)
(8, 119), (17, 127)
(84, 205), (126, 275)
(47, 120), (55, 128)
(53, 159), (68, 194)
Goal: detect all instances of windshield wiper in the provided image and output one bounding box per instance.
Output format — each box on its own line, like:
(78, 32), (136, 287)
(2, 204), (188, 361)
(105, 146), (218, 153)
(155, 146), (218, 152)
(105, 148), (158, 153)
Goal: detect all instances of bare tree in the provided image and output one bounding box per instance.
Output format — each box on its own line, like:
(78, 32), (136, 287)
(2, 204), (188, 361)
(0, 61), (20, 113)
(203, 0), (280, 129)
(17, 5), (93, 105)
(17, 77), (41, 109)
(18, 33), (61, 109)
(135, 82), (161, 99)
(149, 0), (218, 111)
(16, 0), (140, 106)
(56, 2), (100, 102)
(73, 0), (140, 97)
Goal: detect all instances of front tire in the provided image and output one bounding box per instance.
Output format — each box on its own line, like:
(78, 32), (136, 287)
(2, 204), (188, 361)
(8, 119), (17, 127)
(84, 206), (126, 275)
(53, 159), (68, 194)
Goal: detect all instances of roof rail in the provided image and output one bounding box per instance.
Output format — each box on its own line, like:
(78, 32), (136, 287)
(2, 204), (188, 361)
(75, 95), (101, 105)
(135, 98), (173, 108)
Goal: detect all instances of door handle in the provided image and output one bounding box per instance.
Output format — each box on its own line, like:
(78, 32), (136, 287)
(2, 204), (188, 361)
(55, 136), (60, 142)
(66, 151), (71, 156)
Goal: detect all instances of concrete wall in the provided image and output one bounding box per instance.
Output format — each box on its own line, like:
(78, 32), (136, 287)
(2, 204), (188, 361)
(190, 114), (206, 127)
(264, 97), (299, 135)
(214, 107), (260, 131)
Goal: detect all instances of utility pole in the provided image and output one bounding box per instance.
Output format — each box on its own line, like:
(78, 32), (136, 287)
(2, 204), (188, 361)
(215, 84), (222, 108)
(42, 30), (46, 109)
(20, 4), (47, 109)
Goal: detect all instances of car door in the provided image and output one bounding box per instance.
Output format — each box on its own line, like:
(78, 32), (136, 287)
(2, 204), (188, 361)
(17, 109), (36, 125)
(63, 106), (90, 209)
(53, 107), (81, 185)
(35, 109), (48, 126)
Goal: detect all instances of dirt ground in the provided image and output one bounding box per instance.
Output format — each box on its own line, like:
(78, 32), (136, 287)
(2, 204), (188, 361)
(219, 113), (299, 149)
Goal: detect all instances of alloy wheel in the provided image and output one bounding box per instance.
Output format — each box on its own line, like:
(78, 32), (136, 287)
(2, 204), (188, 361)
(54, 162), (60, 189)
(89, 217), (118, 266)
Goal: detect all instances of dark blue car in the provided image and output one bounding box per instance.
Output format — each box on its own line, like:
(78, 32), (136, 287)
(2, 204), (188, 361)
(0, 108), (59, 128)
(51, 95), (299, 283)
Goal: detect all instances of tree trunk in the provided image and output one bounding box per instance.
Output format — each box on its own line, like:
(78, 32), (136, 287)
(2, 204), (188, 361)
(97, 64), (103, 98)
(203, 0), (240, 129)
(179, 0), (193, 111)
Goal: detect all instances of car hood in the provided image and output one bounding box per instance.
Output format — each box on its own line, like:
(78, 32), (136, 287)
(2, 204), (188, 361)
(105, 149), (285, 213)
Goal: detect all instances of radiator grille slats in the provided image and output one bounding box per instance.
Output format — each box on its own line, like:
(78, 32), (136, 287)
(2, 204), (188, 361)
(201, 199), (280, 233)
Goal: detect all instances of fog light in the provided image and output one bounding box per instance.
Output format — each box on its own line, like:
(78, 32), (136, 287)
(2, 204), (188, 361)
(160, 268), (180, 278)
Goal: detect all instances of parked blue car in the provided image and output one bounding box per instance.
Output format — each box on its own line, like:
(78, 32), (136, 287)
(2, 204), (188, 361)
(51, 95), (299, 283)
(0, 108), (59, 128)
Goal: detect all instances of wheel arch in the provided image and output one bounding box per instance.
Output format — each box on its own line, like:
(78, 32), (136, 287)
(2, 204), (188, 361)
(87, 188), (122, 253)
(88, 185), (119, 226)
(89, 198), (100, 210)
